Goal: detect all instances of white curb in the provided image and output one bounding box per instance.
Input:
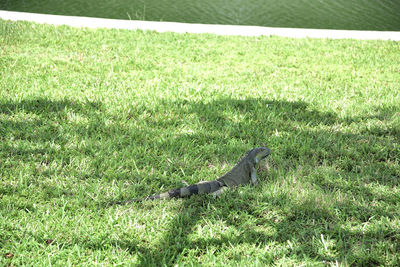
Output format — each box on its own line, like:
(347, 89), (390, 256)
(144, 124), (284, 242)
(1, 10), (400, 41)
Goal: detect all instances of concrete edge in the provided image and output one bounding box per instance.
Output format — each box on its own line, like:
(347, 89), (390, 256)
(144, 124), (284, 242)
(1, 10), (400, 41)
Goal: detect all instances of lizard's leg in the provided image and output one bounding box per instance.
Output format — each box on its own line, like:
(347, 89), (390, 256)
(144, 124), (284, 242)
(181, 180), (190, 186)
(211, 186), (228, 199)
(251, 167), (258, 185)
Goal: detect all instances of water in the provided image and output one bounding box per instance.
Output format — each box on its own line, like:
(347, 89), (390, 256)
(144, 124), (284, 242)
(1, 0), (400, 31)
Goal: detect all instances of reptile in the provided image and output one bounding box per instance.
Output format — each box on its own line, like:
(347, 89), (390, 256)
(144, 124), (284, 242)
(114, 147), (270, 204)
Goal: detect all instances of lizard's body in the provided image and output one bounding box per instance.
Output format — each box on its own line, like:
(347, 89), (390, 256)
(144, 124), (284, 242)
(115, 147), (270, 204)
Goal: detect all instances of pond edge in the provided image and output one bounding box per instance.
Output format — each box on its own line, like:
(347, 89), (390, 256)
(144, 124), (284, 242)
(1, 10), (399, 41)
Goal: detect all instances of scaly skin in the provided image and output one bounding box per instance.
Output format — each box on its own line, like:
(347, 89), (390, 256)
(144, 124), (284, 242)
(114, 147), (270, 204)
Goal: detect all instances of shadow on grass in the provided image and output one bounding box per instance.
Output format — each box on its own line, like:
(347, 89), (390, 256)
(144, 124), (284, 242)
(1, 97), (399, 265)
(110, 98), (398, 265)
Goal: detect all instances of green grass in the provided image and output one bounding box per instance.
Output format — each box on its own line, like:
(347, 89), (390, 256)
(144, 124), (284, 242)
(1, 19), (399, 266)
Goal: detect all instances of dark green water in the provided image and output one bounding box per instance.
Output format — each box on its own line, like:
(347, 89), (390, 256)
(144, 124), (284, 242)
(1, 0), (400, 31)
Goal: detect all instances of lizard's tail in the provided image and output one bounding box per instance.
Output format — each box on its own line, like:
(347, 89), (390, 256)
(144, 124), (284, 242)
(114, 180), (224, 205)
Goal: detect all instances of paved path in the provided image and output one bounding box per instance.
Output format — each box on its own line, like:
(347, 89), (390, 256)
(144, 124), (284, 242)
(1, 10), (399, 41)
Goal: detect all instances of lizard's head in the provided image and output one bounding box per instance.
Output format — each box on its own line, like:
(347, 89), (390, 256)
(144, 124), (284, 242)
(250, 147), (271, 163)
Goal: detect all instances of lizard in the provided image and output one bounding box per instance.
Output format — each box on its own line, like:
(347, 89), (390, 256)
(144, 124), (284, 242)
(114, 146), (270, 204)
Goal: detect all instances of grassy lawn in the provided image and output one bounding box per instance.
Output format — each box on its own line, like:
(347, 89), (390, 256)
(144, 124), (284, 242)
(0, 19), (399, 266)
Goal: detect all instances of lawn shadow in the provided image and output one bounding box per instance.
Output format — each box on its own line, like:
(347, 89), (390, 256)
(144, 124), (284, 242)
(0, 98), (101, 197)
(116, 97), (399, 265)
(2, 96), (398, 265)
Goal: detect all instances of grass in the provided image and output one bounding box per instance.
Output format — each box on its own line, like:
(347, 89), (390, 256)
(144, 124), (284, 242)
(0, 19), (399, 266)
